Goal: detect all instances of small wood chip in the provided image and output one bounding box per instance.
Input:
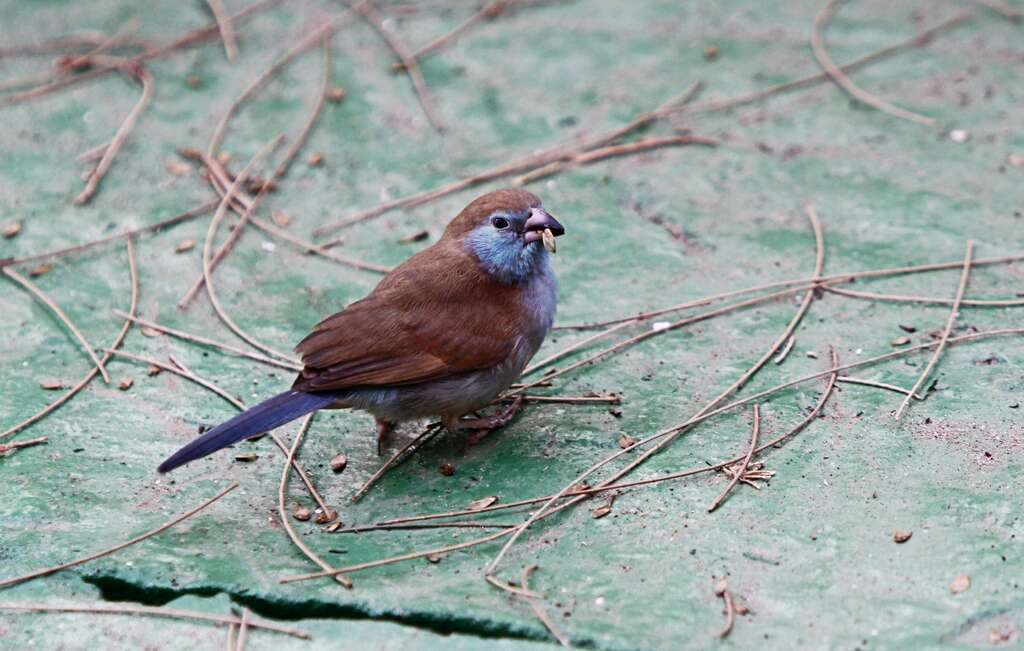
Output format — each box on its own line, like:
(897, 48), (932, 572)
(467, 496), (498, 511)
(324, 521), (344, 532)
(713, 579), (728, 596)
(426, 553), (443, 563)
(118, 376), (134, 390)
(400, 230), (429, 243)
(217, 152), (231, 165)
(175, 239), (196, 253)
(893, 530), (913, 543)
(806, 351), (819, 359)
(891, 336), (911, 346)
(165, 160), (192, 176)
(315, 509), (338, 524)
(308, 153), (323, 167)
(140, 327), (163, 338)
(439, 462), (456, 476)
(950, 574), (971, 594)
(570, 482), (591, 495)
(271, 211), (291, 227)
(898, 324), (917, 333)
(591, 505), (612, 519)
(147, 364), (161, 376)
(988, 628), (1013, 644)
(234, 452), (259, 462)
(618, 434), (637, 449)
(330, 453), (348, 473)
(186, 74), (201, 88)
(326, 87), (346, 102)
(39, 378), (65, 390)
(292, 504), (312, 521)
(29, 264), (52, 277)
(704, 45), (720, 60)
(3, 222), (21, 238)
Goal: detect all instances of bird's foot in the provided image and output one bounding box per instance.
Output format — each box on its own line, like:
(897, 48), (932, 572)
(375, 419), (396, 456)
(449, 396), (524, 445)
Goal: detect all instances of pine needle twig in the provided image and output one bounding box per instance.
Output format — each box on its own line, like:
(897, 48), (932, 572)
(0, 483), (238, 589)
(895, 241), (973, 419)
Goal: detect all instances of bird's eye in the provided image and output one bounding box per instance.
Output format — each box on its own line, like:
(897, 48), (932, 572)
(491, 216), (510, 230)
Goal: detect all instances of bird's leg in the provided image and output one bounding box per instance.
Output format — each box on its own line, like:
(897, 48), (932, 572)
(375, 418), (396, 456)
(444, 396), (524, 445)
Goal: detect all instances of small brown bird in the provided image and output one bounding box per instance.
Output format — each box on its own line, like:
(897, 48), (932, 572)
(159, 188), (564, 472)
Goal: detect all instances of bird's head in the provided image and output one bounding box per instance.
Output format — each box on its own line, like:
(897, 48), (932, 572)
(445, 188), (565, 284)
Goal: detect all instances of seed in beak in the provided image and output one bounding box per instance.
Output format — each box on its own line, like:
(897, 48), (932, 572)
(542, 228), (556, 253)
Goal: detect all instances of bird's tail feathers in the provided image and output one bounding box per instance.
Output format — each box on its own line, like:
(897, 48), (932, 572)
(157, 390), (338, 473)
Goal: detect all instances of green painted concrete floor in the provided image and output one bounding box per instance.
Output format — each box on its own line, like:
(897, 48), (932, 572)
(1, 1), (1023, 649)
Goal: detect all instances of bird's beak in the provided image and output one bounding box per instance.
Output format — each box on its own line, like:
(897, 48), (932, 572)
(523, 208), (565, 251)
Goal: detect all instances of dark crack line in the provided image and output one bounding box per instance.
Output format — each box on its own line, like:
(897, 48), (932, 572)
(81, 573), (605, 648)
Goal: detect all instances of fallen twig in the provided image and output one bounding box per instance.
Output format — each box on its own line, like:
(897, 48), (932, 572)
(707, 405), (760, 512)
(821, 285), (1024, 307)
(195, 153), (391, 274)
(519, 564), (570, 647)
(327, 521), (518, 534)
(774, 335), (796, 365)
(0, 436), (49, 457)
(201, 135), (297, 362)
(662, 11), (971, 120)
(207, 7), (357, 157)
(112, 311), (302, 371)
(0, 602), (308, 639)
(74, 62), (154, 205)
(3, 266), (110, 383)
(1, 239), (137, 441)
(837, 376), (923, 400)
(0, 482), (238, 589)
(206, 0), (239, 60)
(972, 0), (1021, 22)
(275, 41), (334, 178)
(895, 241), (973, 419)
(554, 253), (1023, 331)
(403, 0), (511, 64)
(811, 0), (935, 127)
(714, 580), (737, 638)
(278, 415), (352, 587)
(357, 0), (445, 132)
(516, 135), (717, 184)
(280, 528), (514, 583)
(234, 607), (251, 651)
(1, 201), (217, 270)
(351, 423), (444, 502)
(514, 81), (705, 185)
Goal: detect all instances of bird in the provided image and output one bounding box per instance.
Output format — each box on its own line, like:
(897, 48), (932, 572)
(158, 188), (565, 473)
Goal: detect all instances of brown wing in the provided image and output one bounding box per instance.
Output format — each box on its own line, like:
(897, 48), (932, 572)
(292, 239), (526, 392)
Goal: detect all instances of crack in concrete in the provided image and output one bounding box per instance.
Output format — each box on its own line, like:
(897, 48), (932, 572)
(82, 573), (596, 648)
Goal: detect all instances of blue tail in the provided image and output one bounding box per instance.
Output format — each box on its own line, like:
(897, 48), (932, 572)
(158, 390), (339, 473)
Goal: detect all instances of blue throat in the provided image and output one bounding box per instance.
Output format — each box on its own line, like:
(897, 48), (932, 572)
(465, 226), (549, 284)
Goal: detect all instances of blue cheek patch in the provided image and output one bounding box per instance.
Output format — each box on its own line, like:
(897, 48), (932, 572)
(465, 223), (546, 284)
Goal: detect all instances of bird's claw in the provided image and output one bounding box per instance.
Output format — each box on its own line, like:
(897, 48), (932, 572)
(457, 396), (525, 445)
